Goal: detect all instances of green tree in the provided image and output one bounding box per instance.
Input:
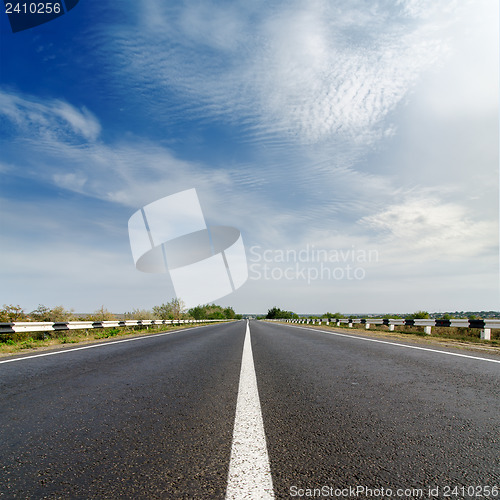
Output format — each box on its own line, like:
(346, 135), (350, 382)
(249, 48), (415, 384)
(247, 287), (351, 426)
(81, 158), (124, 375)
(188, 305), (206, 320)
(223, 307), (236, 319)
(406, 310), (430, 320)
(207, 309), (225, 320)
(266, 306), (282, 319)
(187, 303), (237, 320)
(266, 306), (297, 319)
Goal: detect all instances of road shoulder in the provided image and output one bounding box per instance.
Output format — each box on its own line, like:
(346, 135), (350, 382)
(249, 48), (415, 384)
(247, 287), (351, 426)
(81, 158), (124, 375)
(267, 321), (500, 357)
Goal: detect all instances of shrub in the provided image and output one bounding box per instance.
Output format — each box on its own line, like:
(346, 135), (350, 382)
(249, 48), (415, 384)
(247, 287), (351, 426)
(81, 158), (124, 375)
(89, 306), (116, 321)
(406, 310), (430, 320)
(124, 308), (155, 320)
(29, 304), (75, 322)
(0, 304), (26, 322)
(187, 303), (236, 320)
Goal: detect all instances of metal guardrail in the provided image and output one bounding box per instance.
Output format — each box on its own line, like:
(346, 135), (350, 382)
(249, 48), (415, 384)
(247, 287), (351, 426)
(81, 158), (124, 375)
(268, 318), (500, 340)
(0, 319), (232, 335)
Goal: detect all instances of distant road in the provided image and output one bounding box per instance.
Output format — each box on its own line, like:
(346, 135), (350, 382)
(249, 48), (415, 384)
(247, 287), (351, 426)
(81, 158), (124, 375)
(1, 321), (498, 498)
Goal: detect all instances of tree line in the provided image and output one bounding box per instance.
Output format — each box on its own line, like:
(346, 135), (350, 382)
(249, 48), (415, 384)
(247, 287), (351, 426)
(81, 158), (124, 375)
(265, 307), (437, 320)
(0, 299), (240, 323)
(265, 308), (492, 320)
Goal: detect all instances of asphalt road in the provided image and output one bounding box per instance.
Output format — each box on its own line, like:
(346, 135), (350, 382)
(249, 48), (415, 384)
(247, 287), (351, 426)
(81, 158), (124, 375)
(0, 320), (498, 499)
(0, 322), (245, 499)
(251, 322), (499, 499)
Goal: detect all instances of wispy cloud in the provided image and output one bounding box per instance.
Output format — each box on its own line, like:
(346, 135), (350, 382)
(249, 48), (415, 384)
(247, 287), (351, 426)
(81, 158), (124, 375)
(250, 1), (448, 144)
(51, 101), (101, 141)
(1, 0), (496, 312)
(0, 89), (101, 142)
(0, 89), (384, 218)
(2, 87), (496, 262)
(88, 0), (461, 147)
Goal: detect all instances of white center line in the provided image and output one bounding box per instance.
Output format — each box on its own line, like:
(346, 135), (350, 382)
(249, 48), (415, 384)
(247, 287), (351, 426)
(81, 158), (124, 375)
(226, 321), (274, 499)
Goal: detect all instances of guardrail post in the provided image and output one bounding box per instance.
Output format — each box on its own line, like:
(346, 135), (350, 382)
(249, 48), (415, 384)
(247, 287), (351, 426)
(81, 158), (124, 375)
(481, 328), (491, 340)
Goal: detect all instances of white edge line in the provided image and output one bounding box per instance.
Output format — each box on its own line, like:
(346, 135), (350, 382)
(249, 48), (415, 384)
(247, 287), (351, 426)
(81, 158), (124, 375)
(0, 323), (223, 365)
(225, 321), (274, 499)
(271, 323), (500, 364)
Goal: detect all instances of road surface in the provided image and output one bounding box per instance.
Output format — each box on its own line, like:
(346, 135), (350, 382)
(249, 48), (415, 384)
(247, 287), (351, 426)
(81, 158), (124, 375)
(0, 320), (498, 498)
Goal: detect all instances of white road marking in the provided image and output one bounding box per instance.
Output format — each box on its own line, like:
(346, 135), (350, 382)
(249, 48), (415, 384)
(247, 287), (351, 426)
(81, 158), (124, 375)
(0, 324), (216, 365)
(226, 322), (274, 499)
(278, 324), (500, 364)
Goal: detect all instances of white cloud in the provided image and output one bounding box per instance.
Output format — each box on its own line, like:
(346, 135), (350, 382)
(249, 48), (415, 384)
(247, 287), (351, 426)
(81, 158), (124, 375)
(179, 2), (247, 52)
(1, 0), (497, 313)
(53, 172), (88, 191)
(415, 0), (498, 118)
(251, 1), (449, 144)
(359, 197), (498, 260)
(52, 102), (101, 141)
(91, 0), (462, 147)
(0, 89), (101, 142)
(2, 87), (496, 269)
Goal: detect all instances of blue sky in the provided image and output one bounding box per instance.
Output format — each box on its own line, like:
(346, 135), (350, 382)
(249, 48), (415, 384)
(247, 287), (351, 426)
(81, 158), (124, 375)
(0, 0), (498, 314)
